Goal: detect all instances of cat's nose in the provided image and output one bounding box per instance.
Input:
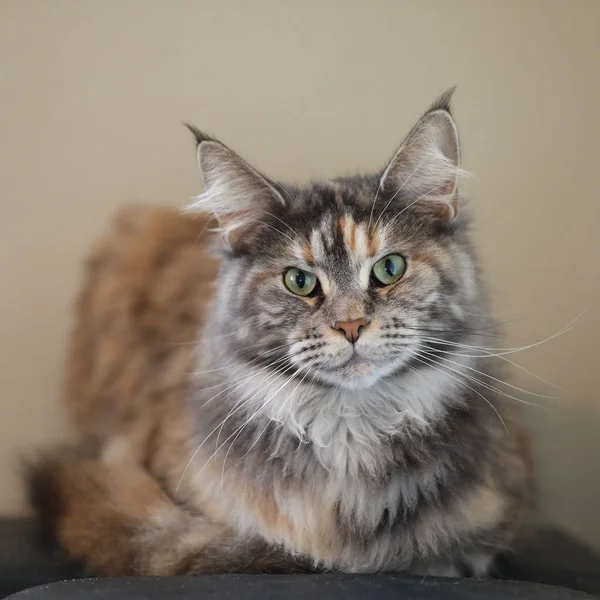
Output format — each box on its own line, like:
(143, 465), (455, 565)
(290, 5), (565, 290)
(333, 318), (368, 344)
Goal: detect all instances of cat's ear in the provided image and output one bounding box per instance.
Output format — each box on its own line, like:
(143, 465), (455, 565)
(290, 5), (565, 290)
(184, 125), (286, 247)
(380, 88), (464, 220)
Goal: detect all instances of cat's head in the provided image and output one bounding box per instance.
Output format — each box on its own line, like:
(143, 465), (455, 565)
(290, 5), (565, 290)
(187, 89), (482, 390)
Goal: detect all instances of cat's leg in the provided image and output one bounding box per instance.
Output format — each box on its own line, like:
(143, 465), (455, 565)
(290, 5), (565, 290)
(457, 552), (496, 578)
(409, 560), (463, 578)
(409, 551), (495, 578)
(27, 449), (310, 575)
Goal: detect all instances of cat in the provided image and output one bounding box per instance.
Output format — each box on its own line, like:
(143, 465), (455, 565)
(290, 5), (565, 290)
(28, 89), (533, 577)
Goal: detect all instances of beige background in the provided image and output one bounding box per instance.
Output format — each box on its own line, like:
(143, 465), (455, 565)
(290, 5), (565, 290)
(1, 1), (599, 548)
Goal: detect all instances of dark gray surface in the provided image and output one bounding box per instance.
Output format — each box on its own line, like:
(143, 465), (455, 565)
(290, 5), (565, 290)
(5, 574), (598, 600)
(0, 520), (82, 598)
(497, 528), (600, 596)
(1, 519), (600, 599)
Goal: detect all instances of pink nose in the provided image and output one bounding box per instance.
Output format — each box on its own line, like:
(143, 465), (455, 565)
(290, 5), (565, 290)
(333, 318), (368, 343)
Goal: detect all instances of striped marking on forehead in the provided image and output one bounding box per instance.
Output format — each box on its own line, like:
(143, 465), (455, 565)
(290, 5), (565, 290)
(339, 215), (382, 261)
(305, 214), (384, 263)
(301, 214), (385, 291)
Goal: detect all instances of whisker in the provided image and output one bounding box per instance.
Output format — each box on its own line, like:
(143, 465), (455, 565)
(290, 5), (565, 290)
(418, 312), (584, 356)
(410, 353), (508, 433)
(214, 359), (297, 450)
(399, 325), (505, 340)
(170, 331), (238, 346)
(257, 209), (299, 238)
(367, 176), (385, 231)
(187, 339), (298, 377)
(250, 219), (297, 245)
(171, 309), (275, 347)
(216, 362), (303, 489)
(241, 360), (317, 459)
(218, 367), (301, 489)
(413, 350), (545, 410)
(175, 353), (304, 495)
(387, 341), (563, 393)
(418, 348), (558, 400)
(199, 355), (292, 412)
(184, 355), (291, 399)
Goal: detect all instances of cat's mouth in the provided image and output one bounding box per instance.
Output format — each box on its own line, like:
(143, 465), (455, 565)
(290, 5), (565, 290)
(332, 352), (364, 369)
(316, 354), (383, 389)
(321, 350), (380, 378)
(313, 345), (414, 389)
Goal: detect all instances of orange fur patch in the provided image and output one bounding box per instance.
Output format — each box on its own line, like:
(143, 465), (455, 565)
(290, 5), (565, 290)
(411, 252), (437, 268)
(302, 241), (314, 263)
(340, 215), (357, 253)
(368, 227), (381, 257)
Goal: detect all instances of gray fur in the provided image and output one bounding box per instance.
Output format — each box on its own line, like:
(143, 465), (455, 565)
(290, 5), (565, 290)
(177, 90), (533, 574)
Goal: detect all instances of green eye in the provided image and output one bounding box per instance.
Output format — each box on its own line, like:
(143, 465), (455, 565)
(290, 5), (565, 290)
(284, 268), (318, 296)
(371, 254), (407, 286)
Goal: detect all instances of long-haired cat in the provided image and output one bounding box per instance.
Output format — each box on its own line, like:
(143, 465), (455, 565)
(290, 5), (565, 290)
(28, 89), (533, 577)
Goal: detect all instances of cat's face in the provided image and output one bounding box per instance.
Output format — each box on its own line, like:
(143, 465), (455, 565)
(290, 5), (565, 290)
(189, 90), (481, 389)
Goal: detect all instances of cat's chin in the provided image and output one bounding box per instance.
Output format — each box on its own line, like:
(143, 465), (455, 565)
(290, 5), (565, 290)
(315, 356), (405, 390)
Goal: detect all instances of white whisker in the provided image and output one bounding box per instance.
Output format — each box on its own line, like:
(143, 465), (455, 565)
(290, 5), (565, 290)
(188, 340), (297, 377)
(367, 178), (385, 231)
(214, 358), (298, 450)
(417, 348), (558, 400)
(419, 312), (584, 357)
(242, 360), (317, 459)
(257, 209), (299, 238)
(175, 351), (305, 495)
(410, 353), (508, 433)
(217, 363), (304, 490)
(413, 350), (545, 410)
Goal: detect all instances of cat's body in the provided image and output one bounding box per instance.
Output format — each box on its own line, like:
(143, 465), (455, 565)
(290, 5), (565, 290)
(29, 91), (533, 577)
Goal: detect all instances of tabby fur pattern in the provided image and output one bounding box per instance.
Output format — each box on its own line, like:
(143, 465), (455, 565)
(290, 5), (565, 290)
(28, 90), (533, 577)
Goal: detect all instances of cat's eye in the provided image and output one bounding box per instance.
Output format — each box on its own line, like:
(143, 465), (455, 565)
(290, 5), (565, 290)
(284, 268), (318, 297)
(371, 254), (407, 287)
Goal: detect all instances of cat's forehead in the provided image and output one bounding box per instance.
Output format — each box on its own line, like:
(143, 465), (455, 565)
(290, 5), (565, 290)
(259, 177), (435, 276)
(287, 178), (399, 253)
(294, 177), (378, 213)
(268, 180), (388, 290)
(299, 212), (382, 264)
(299, 210), (385, 291)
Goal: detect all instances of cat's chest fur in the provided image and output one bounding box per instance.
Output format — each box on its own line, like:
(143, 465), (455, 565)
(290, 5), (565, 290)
(188, 365), (498, 571)
(190, 427), (501, 572)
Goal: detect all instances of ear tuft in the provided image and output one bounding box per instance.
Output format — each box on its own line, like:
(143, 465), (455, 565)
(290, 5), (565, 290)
(183, 123), (216, 147)
(427, 86), (457, 115)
